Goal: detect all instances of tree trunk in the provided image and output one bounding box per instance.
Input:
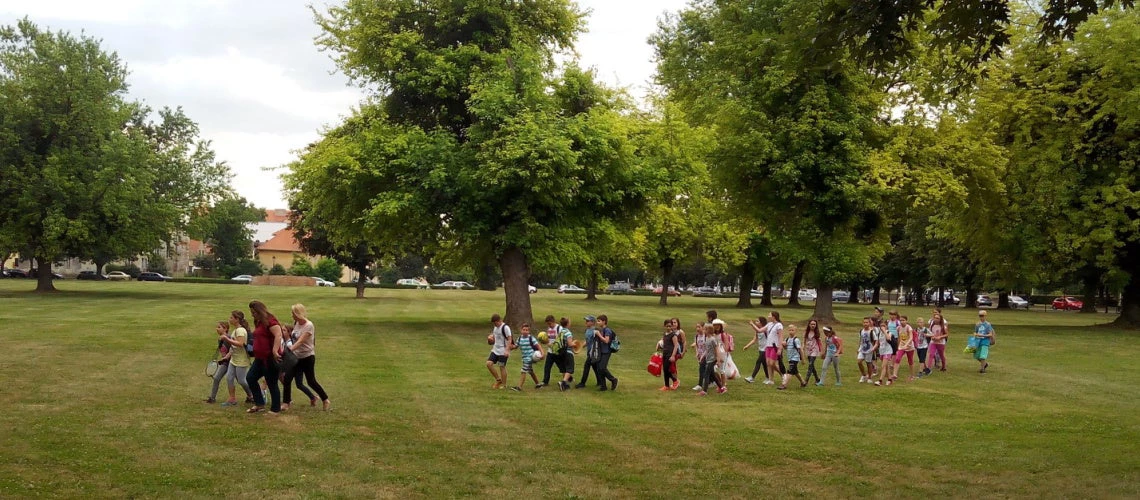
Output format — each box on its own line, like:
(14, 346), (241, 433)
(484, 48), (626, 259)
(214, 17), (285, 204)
(787, 259), (806, 307)
(94, 257), (109, 275)
(998, 291), (1010, 309)
(936, 286), (945, 308)
(1115, 277), (1140, 328)
(659, 258), (675, 306)
(760, 274), (774, 306)
(476, 258), (497, 291)
(498, 246), (533, 329)
(34, 256), (56, 293)
(965, 285), (977, 308)
(871, 287), (881, 305)
(354, 268), (367, 299)
(736, 257), (755, 308)
(812, 284), (837, 323)
(848, 284), (860, 304)
(1080, 267), (1100, 313)
(585, 264), (599, 301)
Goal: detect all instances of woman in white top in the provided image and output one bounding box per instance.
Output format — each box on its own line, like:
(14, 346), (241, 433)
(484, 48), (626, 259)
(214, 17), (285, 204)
(282, 304), (331, 410)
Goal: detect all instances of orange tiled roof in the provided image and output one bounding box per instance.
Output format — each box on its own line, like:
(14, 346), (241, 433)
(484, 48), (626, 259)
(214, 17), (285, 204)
(258, 228), (303, 252)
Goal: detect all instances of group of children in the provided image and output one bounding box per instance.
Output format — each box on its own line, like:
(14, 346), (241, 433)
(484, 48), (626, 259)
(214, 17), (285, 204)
(485, 305), (997, 396)
(486, 313), (620, 392)
(654, 306), (996, 395)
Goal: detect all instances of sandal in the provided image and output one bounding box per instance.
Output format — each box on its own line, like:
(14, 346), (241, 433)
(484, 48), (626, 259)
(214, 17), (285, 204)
(246, 406), (265, 414)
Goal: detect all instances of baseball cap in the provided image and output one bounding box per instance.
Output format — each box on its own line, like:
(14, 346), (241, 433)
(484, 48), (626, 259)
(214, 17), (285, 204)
(874, 306), (884, 313)
(584, 315), (596, 322)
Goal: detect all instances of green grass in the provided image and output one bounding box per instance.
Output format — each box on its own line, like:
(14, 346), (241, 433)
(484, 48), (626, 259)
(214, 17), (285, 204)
(0, 280), (1137, 498)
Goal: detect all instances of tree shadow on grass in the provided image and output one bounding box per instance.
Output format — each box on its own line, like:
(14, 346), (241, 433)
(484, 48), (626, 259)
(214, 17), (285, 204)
(0, 288), (206, 302)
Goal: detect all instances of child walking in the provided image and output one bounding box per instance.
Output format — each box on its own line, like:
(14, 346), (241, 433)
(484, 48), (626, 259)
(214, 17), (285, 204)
(974, 310), (995, 373)
(925, 312), (949, 374)
(874, 321), (895, 386)
(486, 314), (512, 389)
(743, 316), (769, 383)
(914, 317), (930, 377)
(819, 327), (842, 386)
(778, 325), (805, 390)
(803, 320), (823, 385)
(691, 324), (709, 391)
(857, 317), (876, 383)
(699, 320), (727, 395)
(660, 319), (681, 391)
(892, 315), (917, 381)
(511, 323), (543, 391)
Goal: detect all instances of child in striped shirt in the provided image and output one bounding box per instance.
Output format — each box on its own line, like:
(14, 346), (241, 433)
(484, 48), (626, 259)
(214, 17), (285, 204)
(511, 324), (543, 391)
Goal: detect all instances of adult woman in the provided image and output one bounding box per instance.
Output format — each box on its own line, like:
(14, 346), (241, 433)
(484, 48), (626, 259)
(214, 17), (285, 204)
(219, 310), (253, 406)
(245, 300), (284, 414)
(283, 304), (331, 410)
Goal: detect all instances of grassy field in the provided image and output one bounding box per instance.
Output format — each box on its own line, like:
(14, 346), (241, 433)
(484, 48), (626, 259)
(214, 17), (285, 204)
(0, 280), (1137, 498)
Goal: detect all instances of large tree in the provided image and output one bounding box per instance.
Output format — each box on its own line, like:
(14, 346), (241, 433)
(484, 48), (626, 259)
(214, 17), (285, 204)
(969, 8), (1140, 326)
(307, 1), (655, 326)
(0, 20), (229, 291)
(654, 0), (886, 322)
(187, 197), (263, 276)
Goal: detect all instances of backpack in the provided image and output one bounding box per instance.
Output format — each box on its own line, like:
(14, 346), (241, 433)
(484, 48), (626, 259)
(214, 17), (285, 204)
(243, 328), (255, 357)
(721, 333), (734, 353)
(608, 329), (621, 353)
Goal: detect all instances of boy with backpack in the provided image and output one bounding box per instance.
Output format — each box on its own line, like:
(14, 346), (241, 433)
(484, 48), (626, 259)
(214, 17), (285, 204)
(487, 314), (512, 389)
(593, 314), (620, 391)
(510, 323), (543, 391)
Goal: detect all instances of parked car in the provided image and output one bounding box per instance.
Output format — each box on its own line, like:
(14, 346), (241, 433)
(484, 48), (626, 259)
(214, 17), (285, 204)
(2, 269), (29, 278)
(797, 289), (816, 302)
(137, 272), (171, 282)
(750, 289), (764, 297)
(558, 284), (586, 293)
(77, 271), (108, 280)
(310, 277), (336, 287)
(692, 286), (719, 297)
(231, 275), (253, 284)
(106, 271), (131, 281)
(927, 290), (962, 305)
(605, 281), (634, 294)
(528, 285), (537, 293)
(977, 294), (994, 307)
(1052, 296), (1083, 311)
(833, 290), (851, 302)
(1008, 295), (1030, 310)
(396, 278), (430, 289)
(435, 281), (472, 289)
(653, 286), (682, 297)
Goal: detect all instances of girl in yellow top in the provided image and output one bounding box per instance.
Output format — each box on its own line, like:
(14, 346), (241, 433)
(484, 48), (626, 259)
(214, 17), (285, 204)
(219, 310), (254, 406)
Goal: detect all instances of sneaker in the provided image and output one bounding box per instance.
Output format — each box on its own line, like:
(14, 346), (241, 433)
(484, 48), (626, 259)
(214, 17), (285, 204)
(763, 379), (774, 385)
(874, 381), (881, 386)
(611, 379), (619, 391)
(204, 398), (216, 404)
(858, 376), (866, 383)
(801, 382), (808, 388)
(692, 385), (702, 391)
(598, 385), (609, 392)
(886, 380), (893, 386)
(717, 387), (727, 394)
(220, 401), (236, 407)
(672, 380), (680, 390)
(745, 377), (755, 383)
(982, 363), (989, 373)
(815, 382), (824, 387)
(698, 391), (707, 396)
(558, 381), (568, 392)
(659, 386), (671, 391)
(574, 383), (586, 389)
(777, 385), (786, 390)
(510, 386), (522, 392)
(835, 382), (842, 386)
(923, 367), (932, 375)
(244, 396), (254, 404)
(534, 384), (542, 390)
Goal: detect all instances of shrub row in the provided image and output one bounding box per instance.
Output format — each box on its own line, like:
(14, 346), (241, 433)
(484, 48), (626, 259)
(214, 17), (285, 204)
(169, 278), (248, 285)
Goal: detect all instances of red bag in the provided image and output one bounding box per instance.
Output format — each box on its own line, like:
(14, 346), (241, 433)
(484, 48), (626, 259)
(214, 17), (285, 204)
(647, 353), (663, 377)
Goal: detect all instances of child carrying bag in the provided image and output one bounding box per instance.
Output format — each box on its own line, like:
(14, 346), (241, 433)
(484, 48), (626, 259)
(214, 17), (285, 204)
(647, 353), (663, 377)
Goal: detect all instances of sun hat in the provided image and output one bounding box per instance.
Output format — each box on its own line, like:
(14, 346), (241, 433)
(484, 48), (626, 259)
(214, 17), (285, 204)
(711, 319), (726, 325)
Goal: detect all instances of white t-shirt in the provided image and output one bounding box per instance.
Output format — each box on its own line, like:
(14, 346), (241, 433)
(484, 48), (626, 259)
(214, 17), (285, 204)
(492, 324), (512, 356)
(766, 322), (783, 347)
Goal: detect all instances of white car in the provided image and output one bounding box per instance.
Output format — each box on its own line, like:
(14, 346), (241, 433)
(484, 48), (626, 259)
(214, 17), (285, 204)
(1008, 295), (1030, 310)
(396, 278), (429, 289)
(558, 284), (586, 293)
(434, 281), (472, 289)
(106, 271), (131, 281)
(528, 285), (537, 293)
(231, 275), (253, 283)
(310, 277), (336, 287)
(797, 289), (817, 302)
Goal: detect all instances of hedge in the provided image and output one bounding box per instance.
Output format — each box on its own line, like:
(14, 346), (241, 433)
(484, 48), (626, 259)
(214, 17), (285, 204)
(169, 278), (248, 285)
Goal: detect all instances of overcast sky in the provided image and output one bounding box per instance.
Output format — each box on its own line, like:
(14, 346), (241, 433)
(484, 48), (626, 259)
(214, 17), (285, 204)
(0, 0), (690, 209)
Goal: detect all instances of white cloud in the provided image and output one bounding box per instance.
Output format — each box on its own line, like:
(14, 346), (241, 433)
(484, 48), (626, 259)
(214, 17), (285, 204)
(0, 0), (228, 28)
(205, 130), (317, 209)
(133, 47), (360, 123)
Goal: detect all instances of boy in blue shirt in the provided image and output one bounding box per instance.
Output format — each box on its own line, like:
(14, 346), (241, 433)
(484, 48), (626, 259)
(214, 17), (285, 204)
(575, 315), (598, 389)
(511, 323), (543, 391)
(973, 310), (995, 373)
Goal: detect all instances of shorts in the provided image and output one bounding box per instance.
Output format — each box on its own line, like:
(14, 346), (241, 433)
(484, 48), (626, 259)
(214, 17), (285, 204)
(562, 352), (575, 374)
(765, 346), (779, 361)
(878, 348), (895, 359)
(894, 350), (914, 365)
(487, 353), (508, 366)
(974, 344), (989, 361)
(521, 360), (533, 374)
(858, 351), (873, 362)
(786, 360), (799, 375)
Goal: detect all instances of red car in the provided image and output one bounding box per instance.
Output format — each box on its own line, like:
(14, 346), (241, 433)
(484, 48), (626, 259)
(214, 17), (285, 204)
(1052, 296), (1084, 310)
(653, 286), (682, 297)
